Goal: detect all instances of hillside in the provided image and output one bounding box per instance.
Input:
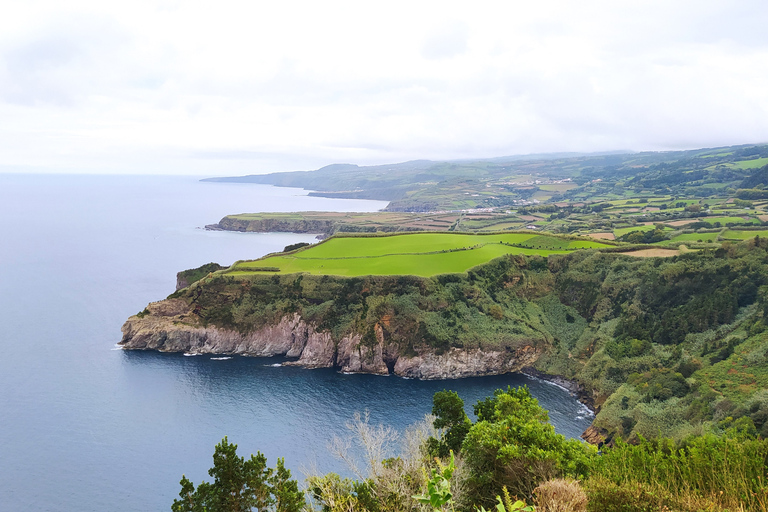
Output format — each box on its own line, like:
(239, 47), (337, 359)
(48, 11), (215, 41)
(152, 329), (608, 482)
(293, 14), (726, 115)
(203, 143), (768, 212)
(207, 144), (768, 245)
(122, 233), (768, 442)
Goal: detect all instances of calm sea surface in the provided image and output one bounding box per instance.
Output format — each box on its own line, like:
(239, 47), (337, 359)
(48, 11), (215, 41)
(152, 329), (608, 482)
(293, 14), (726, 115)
(0, 174), (592, 511)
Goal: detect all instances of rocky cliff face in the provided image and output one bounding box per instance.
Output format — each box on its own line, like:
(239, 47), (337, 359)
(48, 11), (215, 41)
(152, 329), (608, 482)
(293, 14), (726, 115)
(214, 217), (335, 234)
(120, 299), (545, 380)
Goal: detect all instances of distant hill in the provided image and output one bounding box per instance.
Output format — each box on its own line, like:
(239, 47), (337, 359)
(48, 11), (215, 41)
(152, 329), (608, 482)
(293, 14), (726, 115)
(740, 164), (768, 188)
(203, 143), (768, 211)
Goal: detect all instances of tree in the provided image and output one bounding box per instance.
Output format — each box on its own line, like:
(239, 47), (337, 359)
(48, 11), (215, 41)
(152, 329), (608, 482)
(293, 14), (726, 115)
(461, 387), (594, 509)
(427, 390), (472, 457)
(172, 437), (304, 512)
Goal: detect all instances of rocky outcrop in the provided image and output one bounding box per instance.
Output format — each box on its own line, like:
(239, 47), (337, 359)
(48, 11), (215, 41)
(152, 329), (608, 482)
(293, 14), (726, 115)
(394, 345), (542, 379)
(581, 425), (611, 446)
(520, 367), (596, 413)
(120, 299), (545, 380)
(214, 217), (336, 235)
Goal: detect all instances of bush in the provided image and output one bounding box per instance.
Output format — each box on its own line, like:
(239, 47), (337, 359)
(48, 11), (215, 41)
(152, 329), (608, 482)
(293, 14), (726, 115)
(586, 435), (768, 511)
(461, 386), (595, 509)
(584, 476), (669, 512)
(534, 478), (587, 512)
(283, 242), (310, 253)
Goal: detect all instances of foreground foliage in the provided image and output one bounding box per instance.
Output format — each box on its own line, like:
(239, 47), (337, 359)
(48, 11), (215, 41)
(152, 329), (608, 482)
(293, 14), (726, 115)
(177, 386), (768, 511)
(587, 434), (768, 511)
(459, 387), (593, 509)
(172, 437), (304, 512)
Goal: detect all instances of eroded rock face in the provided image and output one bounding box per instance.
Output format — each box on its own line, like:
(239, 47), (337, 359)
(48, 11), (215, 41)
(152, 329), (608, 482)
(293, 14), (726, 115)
(393, 345), (543, 380)
(216, 217), (335, 234)
(120, 300), (544, 380)
(120, 300), (309, 357)
(581, 425), (610, 445)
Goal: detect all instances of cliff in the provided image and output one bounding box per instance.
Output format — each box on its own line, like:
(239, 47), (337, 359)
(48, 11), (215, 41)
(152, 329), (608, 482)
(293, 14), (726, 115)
(209, 214), (424, 236)
(121, 243), (768, 441)
(120, 299), (544, 380)
(215, 216), (336, 234)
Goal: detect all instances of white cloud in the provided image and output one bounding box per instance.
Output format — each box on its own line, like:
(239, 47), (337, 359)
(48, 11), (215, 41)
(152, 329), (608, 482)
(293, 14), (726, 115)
(0, 0), (767, 174)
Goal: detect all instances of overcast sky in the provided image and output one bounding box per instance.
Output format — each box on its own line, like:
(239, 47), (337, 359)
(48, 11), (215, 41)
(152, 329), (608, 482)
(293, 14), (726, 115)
(2, 0), (768, 175)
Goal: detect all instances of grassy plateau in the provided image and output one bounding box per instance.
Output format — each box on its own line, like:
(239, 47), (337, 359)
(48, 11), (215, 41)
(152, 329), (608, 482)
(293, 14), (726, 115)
(228, 232), (614, 277)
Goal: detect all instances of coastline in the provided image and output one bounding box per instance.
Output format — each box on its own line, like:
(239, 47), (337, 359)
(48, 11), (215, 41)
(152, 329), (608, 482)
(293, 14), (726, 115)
(520, 367), (596, 415)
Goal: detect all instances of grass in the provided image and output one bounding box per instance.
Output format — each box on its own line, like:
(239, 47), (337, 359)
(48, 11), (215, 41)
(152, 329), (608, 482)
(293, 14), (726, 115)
(722, 229), (768, 240)
(733, 157), (768, 169)
(667, 232), (720, 242)
(229, 232), (612, 277)
(588, 436), (768, 512)
(704, 216), (759, 225)
(539, 183), (578, 192)
(613, 225), (659, 237)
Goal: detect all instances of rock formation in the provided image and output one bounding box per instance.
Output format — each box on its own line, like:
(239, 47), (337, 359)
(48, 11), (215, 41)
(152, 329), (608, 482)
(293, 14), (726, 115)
(120, 298), (545, 380)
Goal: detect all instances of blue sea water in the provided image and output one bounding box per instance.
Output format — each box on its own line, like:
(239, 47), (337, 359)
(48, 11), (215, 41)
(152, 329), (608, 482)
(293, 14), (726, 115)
(0, 174), (592, 511)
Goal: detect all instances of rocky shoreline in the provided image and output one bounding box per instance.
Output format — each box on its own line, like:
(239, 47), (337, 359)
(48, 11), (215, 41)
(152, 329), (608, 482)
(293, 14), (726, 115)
(520, 367), (596, 415)
(121, 297), (603, 441)
(120, 298), (544, 381)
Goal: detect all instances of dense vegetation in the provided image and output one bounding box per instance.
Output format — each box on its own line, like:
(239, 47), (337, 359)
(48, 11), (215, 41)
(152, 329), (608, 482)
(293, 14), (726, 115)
(177, 387), (768, 511)
(171, 237), (768, 442)
(176, 262), (225, 290)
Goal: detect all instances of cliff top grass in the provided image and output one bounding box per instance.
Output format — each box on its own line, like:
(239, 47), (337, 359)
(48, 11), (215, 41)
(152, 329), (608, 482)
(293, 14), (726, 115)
(226, 232), (614, 277)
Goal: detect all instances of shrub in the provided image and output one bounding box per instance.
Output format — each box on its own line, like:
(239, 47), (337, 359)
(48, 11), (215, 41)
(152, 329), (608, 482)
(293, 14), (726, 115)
(461, 387), (595, 509)
(584, 476), (669, 512)
(534, 478), (587, 512)
(586, 435), (768, 511)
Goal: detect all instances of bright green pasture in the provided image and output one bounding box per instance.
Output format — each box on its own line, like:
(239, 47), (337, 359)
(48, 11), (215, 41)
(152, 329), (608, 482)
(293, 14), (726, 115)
(613, 225), (658, 237)
(667, 232), (720, 242)
(721, 229), (768, 240)
(732, 157), (768, 169)
(703, 216), (759, 225)
(230, 233), (611, 277)
(476, 222), (522, 231)
(288, 233), (540, 259)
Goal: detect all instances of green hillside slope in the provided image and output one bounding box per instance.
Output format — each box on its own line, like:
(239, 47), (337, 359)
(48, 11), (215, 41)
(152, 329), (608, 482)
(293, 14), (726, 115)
(171, 236), (768, 441)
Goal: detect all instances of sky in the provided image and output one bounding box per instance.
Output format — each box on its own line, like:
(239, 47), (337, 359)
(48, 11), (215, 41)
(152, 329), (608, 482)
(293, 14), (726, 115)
(1, 0), (768, 175)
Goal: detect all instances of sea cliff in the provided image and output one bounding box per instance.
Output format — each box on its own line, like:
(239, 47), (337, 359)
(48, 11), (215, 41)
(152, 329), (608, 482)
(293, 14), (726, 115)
(120, 299), (544, 380)
(121, 243), (768, 441)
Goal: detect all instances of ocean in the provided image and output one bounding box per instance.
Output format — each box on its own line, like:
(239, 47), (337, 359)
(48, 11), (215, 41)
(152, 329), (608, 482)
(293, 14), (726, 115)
(0, 174), (592, 511)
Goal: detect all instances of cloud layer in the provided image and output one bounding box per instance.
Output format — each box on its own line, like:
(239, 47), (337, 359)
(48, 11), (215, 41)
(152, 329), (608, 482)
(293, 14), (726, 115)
(2, 0), (767, 174)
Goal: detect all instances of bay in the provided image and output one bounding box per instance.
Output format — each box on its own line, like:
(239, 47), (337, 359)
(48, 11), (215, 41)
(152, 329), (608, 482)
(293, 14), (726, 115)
(0, 174), (592, 511)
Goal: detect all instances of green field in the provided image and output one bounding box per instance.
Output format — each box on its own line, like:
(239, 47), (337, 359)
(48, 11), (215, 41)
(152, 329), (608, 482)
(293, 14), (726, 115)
(732, 157), (768, 169)
(539, 183), (577, 192)
(613, 224), (659, 237)
(229, 232), (612, 277)
(666, 232), (720, 243)
(721, 229), (768, 240)
(702, 216), (759, 225)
